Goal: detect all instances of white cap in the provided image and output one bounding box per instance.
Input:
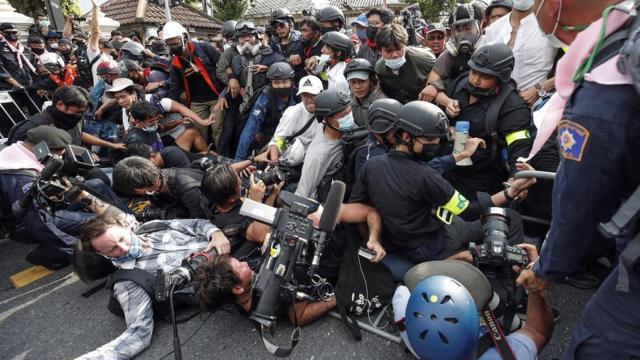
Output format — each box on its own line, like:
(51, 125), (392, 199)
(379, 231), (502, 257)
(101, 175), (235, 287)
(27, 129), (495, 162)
(297, 75), (324, 96)
(345, 70), (370, 81)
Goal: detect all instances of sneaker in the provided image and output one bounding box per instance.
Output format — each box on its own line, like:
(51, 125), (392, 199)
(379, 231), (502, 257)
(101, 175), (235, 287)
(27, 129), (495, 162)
(25, 247), (70, 270)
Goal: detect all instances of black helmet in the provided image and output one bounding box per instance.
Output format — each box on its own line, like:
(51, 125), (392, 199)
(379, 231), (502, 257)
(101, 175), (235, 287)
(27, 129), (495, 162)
(448, 3), (483, 27)
(235, 20), (257, 37)
(316, 6), (345, 28)
(344, 58), (375, 78)
(468, 43), (514, 82)
(321, 31), (354, 57)
(366, 99), (402, 134)
(222, 20), (238, 39)
(486, 0), (512, 16)
(266, 62), (295, 80)
(314, 89), (351, 118)
(270, 8), (294, 25)
(395, 101), (450, 140)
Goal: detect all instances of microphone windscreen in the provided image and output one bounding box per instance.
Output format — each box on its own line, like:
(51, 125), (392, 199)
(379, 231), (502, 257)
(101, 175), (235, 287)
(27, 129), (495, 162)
(318, 181), (345, 233)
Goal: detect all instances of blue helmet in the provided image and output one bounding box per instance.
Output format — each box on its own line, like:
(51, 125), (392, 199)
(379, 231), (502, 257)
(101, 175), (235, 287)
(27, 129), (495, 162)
(405, 275), (479, 360)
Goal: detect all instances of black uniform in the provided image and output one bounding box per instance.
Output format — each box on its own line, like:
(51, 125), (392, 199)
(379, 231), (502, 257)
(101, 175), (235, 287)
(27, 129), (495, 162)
(0, 41), (34, 89)
(161, 168), (206, 218)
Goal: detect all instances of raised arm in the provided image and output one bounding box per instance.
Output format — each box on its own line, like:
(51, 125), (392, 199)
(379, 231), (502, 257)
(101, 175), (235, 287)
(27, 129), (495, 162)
(88, 0), (101, 52)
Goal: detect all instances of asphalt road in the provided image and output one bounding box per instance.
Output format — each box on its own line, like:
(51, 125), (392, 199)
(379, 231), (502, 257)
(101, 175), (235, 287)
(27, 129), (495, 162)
(0, 239), (597, 360)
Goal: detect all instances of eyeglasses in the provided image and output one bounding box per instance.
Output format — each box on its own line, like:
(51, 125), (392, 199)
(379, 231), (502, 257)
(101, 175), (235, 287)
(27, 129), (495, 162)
(426, 33), (444, 41)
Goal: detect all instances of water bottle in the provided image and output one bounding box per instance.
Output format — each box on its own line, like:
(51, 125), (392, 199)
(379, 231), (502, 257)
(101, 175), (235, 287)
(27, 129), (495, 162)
(453, 121), (473, 166)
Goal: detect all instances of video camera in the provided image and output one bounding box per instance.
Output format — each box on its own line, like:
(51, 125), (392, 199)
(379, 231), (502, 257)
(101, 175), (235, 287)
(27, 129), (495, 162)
(239, 181), (345, 329)
(12, 142), (95, 218)
(154, 249), (218, 303)
(469, 207), (529, 276)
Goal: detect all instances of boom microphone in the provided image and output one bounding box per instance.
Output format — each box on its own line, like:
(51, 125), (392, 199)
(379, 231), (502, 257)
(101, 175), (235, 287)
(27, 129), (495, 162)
(309, 181), (346, 276)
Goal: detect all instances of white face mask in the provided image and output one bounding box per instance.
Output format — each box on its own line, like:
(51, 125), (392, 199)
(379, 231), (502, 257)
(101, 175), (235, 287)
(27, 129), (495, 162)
(512, 0), (534, 11)
(385, 55), (406, 70)
(318, 54), (332, 64)
(535, 0), (569, 48)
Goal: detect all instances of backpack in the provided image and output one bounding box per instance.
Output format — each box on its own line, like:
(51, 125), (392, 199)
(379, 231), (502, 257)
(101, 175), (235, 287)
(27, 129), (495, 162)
(316, 126), (369, 203)
(333, 225), (396, 340)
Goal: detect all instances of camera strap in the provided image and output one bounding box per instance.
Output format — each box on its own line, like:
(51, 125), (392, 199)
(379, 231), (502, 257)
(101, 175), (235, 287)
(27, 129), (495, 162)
(254, 323), (301, 357)
(479, 305), (517, 360)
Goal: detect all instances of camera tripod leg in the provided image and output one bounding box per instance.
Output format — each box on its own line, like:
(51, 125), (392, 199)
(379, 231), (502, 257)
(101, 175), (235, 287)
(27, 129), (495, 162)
(327, 311), (402, 344)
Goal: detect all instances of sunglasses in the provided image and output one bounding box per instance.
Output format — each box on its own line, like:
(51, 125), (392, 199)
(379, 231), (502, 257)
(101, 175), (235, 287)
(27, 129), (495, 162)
(426, 33), (445, 41)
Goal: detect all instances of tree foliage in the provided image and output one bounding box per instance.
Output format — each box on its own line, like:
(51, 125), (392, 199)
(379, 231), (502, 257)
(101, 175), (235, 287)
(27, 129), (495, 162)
(7, 0), (46, 18)
(60, 0), (82, 16)
(402, 0), (463, 22)
(211, 0), (255, 21)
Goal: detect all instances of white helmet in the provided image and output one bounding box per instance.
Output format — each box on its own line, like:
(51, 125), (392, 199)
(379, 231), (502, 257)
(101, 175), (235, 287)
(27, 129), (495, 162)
(162, 21), (188, 41)
(40, 52), (65, 68)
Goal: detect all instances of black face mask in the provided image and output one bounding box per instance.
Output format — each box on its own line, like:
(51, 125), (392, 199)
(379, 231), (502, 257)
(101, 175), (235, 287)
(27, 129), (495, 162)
(366, 26), (379, 42)
(31, 47), (45, 55)
(48, 106), (83, 130)
(467, 83), (497, 98)
(169, 45), (184, 57)
(4, 33), (18, 42)
(416, 143), (441, 162)
(301, 38), (311, 47)
(320, 27), (334, 35)
(272, 86), (291, 97)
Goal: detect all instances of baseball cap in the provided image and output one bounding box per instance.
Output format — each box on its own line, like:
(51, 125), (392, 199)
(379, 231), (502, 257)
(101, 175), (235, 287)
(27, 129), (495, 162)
(404, 260), (492, 310)
(424, 22), (446, 35)
(26, 125), (72, 150)
(297, 75), (323, 96)
(105, 78), (143, 96)
(345, 70), (370, 82)
(0, 23), (16, 32)
(96, 60), (120, 75)
(351, 14), (367, 27)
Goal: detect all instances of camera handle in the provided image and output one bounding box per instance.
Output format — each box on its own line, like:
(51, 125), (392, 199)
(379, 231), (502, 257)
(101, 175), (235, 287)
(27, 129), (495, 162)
(12, 156), (64, 218)
(169, 283), (182, 360)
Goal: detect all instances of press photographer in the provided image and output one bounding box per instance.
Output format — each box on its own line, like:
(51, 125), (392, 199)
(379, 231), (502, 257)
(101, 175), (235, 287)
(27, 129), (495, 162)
(0, 125), (126, 269)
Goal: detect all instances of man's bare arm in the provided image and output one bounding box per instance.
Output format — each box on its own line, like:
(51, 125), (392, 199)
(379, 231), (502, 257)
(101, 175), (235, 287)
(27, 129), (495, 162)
(77, 190), (131, 226)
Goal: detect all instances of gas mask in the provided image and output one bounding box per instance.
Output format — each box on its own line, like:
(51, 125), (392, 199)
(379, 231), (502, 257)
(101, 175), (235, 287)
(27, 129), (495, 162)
(452, 21), (480, 55)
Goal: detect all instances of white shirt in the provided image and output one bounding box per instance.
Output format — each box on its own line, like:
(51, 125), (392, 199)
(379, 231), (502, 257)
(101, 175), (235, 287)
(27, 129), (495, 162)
(479, 12), (557, 90)
(121, 95), (172, 131)
(326, 61), (349, 94)
(269, 102), (322, 166)
(87, 46), (112, 86)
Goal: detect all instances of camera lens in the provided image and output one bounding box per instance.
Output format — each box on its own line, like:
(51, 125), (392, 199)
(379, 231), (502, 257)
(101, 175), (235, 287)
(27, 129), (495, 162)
(260, 168), (285, 186)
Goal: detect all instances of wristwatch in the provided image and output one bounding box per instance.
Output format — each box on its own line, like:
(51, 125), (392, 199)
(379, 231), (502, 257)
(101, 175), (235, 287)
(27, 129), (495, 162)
(535, 83), (547, 98)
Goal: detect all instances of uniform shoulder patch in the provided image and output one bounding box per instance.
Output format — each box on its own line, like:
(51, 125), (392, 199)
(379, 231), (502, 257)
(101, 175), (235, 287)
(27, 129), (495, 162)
(558, 120), (590, 162)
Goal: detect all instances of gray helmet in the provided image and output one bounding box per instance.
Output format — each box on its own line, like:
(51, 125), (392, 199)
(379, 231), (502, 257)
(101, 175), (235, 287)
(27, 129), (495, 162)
(468, 42), (514, 82)
(222, 20), (238, 39)
(486, 0), (512, 16)
(120, 40), (145, 56)
(343, 58), (375, 78)
(266, 62), (295, 80)
(316, 6), (345, 28)
(270, 8), (294, 25)
(314, 89), (351, 118)
(235, 20), (257, 37)
(321, 31), (353, 57)
(366, 98), (402, 134)
(395, 101), (450, 140)
(448, 3), (484, 27)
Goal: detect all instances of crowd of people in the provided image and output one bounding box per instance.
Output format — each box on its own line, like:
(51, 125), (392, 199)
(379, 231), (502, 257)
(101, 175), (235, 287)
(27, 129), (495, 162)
(0, 0), (639, 359)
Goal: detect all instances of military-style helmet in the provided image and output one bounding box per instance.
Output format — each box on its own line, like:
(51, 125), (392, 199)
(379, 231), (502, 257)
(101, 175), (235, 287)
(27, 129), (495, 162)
(270, 8), (294, 25)
(222, 20), (238, 39)
(468, 42), (515, 82)
(366, 99), (402, 134)
(266, 62), (295, 80)
(486, 0), (513, 16)
(316, 6), (346, 28)
(448, 3), (484, 27)
(344, 58), (375, 76)
(321, 31), (354, 56)
(314, 89), (351, 118)
(235, 21), (257, 37)
(395, 101), (450, 140)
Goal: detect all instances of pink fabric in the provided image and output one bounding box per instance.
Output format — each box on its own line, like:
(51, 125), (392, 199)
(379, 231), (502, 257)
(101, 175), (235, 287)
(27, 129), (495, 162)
(0, 142), (44, 172)
(526, 9), (633, 160)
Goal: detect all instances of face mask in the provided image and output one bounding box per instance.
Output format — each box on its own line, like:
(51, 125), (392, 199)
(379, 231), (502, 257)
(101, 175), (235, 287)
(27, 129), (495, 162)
(61, 49), (71, 55)
(467, 83), (497, 98)
(338, 112), (356, 132)
(49, 106), (83, 129)
(4, 33), (18, 42)
(145, 191), (157, 196)
(416, 142), (442, 162)
(320, 27), (334, 35)
(31, 47), (45, 55)
(169, 44), (184, 56)
(356, 28), (367, 42)
(50, 42), (59, 49)
(143, 124), (159, 132)
(512, 0), (534, 11)
(385, 55), (406, 70)
(535, 0), (569, 48)
(318, 54), (332, 64)
(272, 86), (291, 97)
(39, 20), (50, 28)
(366, 26), (379, 42)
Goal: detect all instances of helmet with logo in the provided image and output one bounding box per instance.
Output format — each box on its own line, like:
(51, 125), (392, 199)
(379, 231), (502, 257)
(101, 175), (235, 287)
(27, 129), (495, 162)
(235, 20), (257, 37)
(321, 31), (354, 57)
(314, 89), (351, 119)
(222, 20), (238, 40)
(316, 6), (346, 29)
(266, 62), (295, 80)
(162, 21), (188, 41)
(366, 98), (402, 134)
(344, 58), (375, 82)
(270, 8), (294, 25)
(468, 42), (515, 82)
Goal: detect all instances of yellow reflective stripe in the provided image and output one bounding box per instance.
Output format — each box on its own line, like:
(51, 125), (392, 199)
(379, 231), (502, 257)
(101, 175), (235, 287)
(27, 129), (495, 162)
(505, 130), (531, 146)
(274, 136), (286, 151)
(435, 207), (454, 224)
(440, 190), (469, 216)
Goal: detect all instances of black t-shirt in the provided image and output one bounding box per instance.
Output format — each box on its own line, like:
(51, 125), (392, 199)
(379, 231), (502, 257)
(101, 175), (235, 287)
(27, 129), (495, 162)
(10, 108), (82, 145)
(350, 150), (460, 257)
(445, 80), (532, 198)
(160, 146), (192, 168)
(124, 128), (164, 152)
(178, 57), (215, 103)
(162, 168), (205, 218)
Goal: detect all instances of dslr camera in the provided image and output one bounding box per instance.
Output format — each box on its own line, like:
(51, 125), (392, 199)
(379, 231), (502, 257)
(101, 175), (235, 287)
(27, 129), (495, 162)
(12, 142), (95, 217)
(469, 207), (529, 277)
